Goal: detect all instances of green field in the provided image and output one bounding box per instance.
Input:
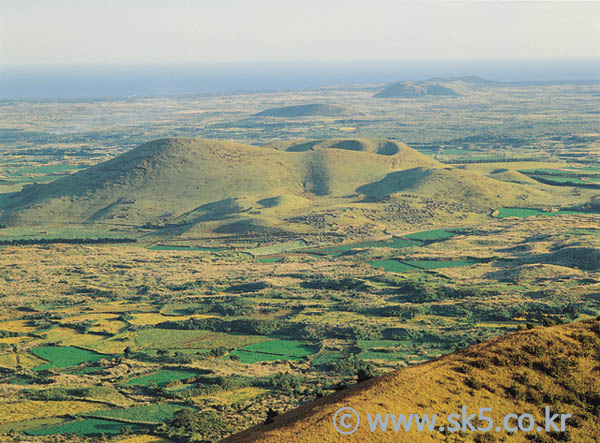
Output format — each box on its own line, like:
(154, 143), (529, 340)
(368, 259), (420, 273)
(228, 339), (318, 363)
(530, 175), (598, 185)
(89, 402), (193, 424)
(496, 207), (548, 218)
(26, 418), (143, 436)
(123, 369), (200, 387)
(402, 229), (455, 241)
(132, 328), (267, 350)
(519, 168), (574, 175)
(32, 346), (108, 371)
(310, 238), (422, 256)
(404, 260), (478, 269)
(496, 207), (600, 218)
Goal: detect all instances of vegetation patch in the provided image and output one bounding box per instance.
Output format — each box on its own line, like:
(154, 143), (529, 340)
(402, 229), (455, 242)
(26, 418), (144, 436)
(404, 259), (478, 269)
(32, 346), (109, 371)
(368, 259), (420, 273)
(132, 328), (266, 350)
(89, 403), (194, 424)
(497, 206), (600, 218)
(311, 352), (346, 366)
(228, 339), (318, 363)
(123, 369), (201, 387)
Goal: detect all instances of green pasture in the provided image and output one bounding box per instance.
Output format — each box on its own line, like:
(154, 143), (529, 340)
(228, 339), (317, 363)
(123, 369), (200, 387)
(310, 238), (422, 256)
(368, 260), (419, 273)
(32, 346), (108, 371)
(27, 418), (143, 436)
(132, 329), (266, 350)
(496, 207), (600, 218)
(402, 229), (455, 242)
(404, 260), (478, 269)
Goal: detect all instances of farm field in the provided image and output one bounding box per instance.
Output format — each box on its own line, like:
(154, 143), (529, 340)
(26, 418), (145, 436)
(32, 346), (109, 371)
(123, 369), (204, 387)
(228, 340), (318, 363)
(89, 403), (195, 424)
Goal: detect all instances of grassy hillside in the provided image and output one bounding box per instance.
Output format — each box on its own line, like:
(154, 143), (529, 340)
(1, 138), (429, 225)
(254, 104), (354, 117)
(224, 318), (600, 442)
(0, 137), (558, 232)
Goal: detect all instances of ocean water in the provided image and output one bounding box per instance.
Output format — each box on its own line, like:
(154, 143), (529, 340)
(1, 59), (599, 99)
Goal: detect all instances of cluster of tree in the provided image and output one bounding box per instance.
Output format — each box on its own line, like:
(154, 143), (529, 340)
(158, 409), (231, 442)
(329, 354), (380, 382)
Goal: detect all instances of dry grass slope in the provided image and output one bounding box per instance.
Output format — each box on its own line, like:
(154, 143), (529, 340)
(223, 319), (600, 442)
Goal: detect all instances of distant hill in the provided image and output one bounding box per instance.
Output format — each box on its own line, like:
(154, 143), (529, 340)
(425, 75), (497, 84)
(0, 137), (549, 230)
(374, 81), (459, 98)
(224, 318), (600, 442)
(254, 104), (354, 117)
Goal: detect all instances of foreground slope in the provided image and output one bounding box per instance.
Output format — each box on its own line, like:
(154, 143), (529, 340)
(224, 319), (600, 442)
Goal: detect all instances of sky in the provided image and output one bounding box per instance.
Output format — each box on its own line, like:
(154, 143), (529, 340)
(1, 0), (599, 67)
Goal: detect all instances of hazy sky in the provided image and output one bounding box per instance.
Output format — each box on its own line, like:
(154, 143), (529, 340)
(1, 1), (599, 66)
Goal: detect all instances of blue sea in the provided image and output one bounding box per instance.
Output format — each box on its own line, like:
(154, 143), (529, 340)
(1, 59), (599, 100)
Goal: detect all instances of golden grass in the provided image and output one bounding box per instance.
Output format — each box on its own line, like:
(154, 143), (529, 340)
(0, 336), (29, 345)
(59, 313), (126, 334)
(0, 400), (104, 423)
(41, 327), (108, 348)
(0, 319), (37, 333)
(115, 435), (173, 443)
(192, 387), (268, 406)
(0, 353), (17, 367)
